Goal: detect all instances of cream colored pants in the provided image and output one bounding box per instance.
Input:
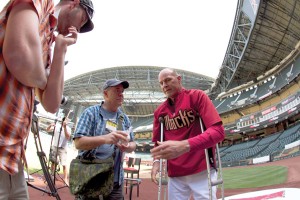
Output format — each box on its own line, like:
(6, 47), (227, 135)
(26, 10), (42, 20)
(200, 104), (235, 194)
(0, 163), (29, 200)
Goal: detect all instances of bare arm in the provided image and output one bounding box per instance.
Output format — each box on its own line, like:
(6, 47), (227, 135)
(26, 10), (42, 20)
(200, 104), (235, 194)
(35, 27), (78, 113)
(3, 2), (47, 89)
(151, 161), (160, 184)
(3, 2), (78, 113)
(34, 32), (72, 112)
(46, 123), (55, 132)
(62, 121), (71, 140)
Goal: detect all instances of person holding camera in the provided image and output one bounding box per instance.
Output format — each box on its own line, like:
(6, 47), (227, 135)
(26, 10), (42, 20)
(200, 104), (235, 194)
(0, 0), (94, 199)
(47, 118), (72, 185)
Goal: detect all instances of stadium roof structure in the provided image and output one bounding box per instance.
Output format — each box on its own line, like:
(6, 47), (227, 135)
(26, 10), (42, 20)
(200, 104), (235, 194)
(211, 0), (300, 98)
(63, 0), (300, 117)
(63, 66), (215, 117)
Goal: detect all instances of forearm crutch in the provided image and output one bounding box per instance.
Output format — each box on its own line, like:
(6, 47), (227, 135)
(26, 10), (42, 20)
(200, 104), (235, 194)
(199, 117), (224, 200)
(158, 117), (168, 200)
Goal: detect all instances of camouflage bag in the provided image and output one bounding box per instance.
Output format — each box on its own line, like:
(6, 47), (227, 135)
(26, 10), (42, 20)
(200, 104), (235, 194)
(69, 155), (114, 199)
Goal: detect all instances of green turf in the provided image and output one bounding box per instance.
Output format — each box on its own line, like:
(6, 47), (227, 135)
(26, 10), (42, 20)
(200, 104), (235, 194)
(27, 168), (45, 175)
(221, 165), (287, 189)
(27, 167), (63, 175)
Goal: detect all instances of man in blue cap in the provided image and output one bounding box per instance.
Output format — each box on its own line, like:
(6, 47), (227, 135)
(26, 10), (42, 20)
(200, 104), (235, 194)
(73, 78), (137, 199)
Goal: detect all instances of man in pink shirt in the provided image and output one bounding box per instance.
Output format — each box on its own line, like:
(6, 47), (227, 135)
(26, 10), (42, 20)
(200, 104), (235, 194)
(151, 68), (225, 200)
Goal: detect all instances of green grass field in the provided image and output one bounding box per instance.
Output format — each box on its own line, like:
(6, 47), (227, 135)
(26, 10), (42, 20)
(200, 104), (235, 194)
(27, 164), (288, 190)
(222, 165), (287, 189)
(27, 166), (64, 176)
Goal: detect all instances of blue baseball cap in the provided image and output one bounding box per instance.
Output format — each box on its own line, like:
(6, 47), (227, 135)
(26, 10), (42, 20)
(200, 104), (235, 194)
(102, 79), (129, 90)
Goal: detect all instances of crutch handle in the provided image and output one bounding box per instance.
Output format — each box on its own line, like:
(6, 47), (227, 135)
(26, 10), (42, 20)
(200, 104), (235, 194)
(159, 117), (164, 123)
(211, 179), (223, 186)
(161, 178), (168, 185)
(156, 177), (168, 185)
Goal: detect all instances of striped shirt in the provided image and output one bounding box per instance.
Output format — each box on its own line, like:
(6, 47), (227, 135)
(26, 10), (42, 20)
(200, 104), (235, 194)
(0, 0), (55, 175)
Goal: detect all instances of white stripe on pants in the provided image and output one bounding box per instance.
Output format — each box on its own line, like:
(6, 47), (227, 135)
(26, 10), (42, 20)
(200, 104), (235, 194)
(168, 170), (217, 200)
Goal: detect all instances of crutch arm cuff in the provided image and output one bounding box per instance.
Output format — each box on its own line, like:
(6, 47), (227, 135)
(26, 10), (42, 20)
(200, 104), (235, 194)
(152, 159), (160, 164)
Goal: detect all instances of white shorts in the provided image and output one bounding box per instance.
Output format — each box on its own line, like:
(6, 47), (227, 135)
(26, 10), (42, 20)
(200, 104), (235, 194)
(168, 170), (217, 200)
(50, 147), (67, 166)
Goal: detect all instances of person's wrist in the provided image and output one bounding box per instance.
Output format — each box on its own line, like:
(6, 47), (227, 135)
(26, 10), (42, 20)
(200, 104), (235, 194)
(183, 140), (190, 153)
